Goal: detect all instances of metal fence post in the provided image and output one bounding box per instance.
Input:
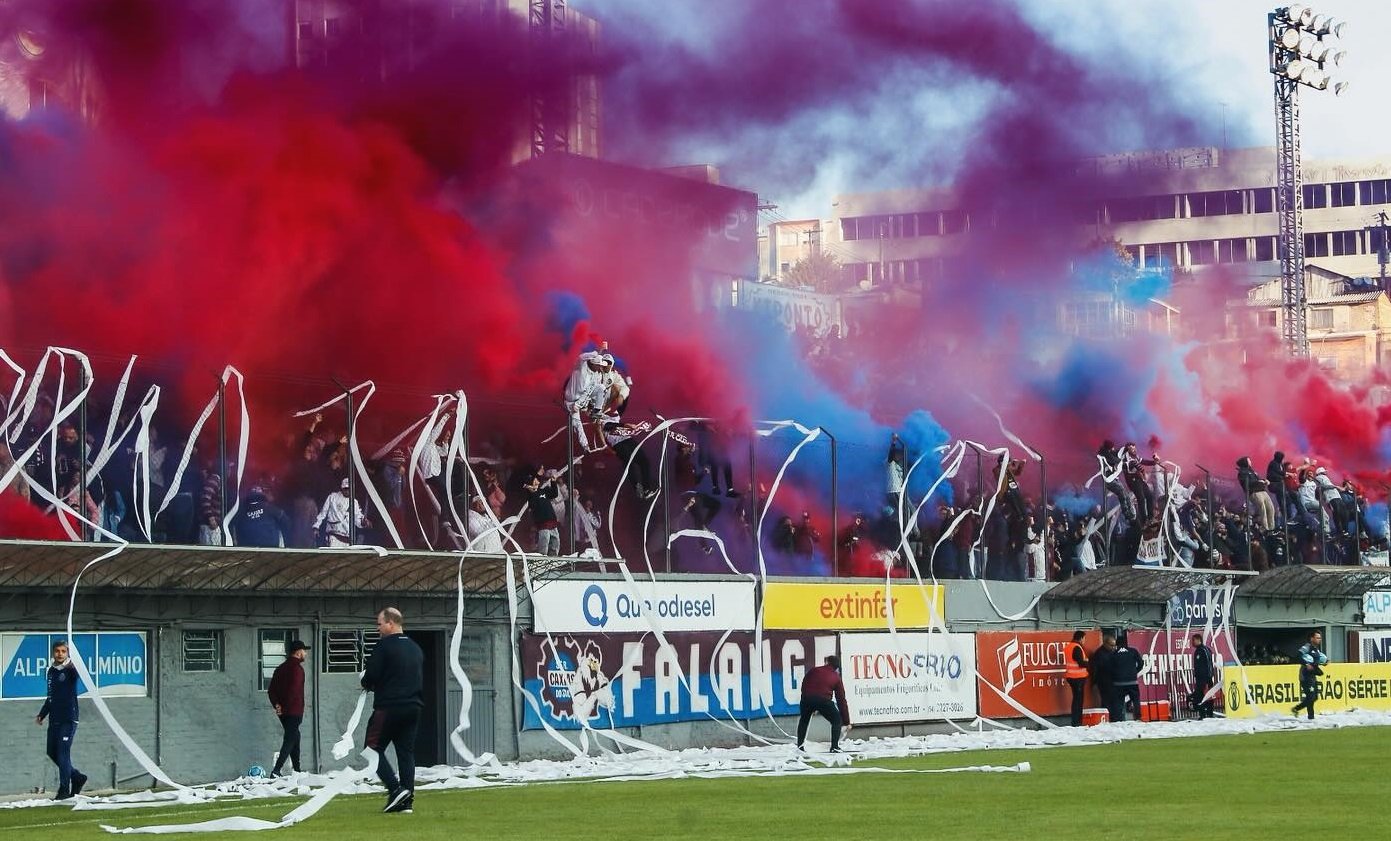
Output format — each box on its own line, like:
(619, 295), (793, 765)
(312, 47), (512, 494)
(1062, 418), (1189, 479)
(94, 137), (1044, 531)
(818, 427), (838, 577)
(79, 368), (89, 542)
(331, 378), (356, 546)
(217, 376), (227, 545)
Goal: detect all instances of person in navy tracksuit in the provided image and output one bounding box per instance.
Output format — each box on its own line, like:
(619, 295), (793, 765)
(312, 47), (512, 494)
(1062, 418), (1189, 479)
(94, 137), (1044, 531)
(35, 640), (88, 800)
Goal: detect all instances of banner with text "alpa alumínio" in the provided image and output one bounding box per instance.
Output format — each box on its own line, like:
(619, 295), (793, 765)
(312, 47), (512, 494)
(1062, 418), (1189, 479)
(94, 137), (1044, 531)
(1224, 663), (1391, 718)
(521, 631), (836, 730)
(761, 582), (946, 630)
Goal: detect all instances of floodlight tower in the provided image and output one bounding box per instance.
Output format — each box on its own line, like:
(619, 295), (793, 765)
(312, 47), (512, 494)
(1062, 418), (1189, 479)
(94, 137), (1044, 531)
(1269, 5), (1349, 359)
(530, 0), (570, 158)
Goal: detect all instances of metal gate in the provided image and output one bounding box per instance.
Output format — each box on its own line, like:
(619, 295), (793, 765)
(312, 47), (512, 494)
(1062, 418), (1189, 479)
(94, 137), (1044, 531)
(446, 687), (497, 756)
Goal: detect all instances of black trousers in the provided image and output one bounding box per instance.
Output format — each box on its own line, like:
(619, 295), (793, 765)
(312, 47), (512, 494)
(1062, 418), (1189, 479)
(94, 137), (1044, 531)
(796, 695), (843, 750)
(1067, 678), (1087, 726)
(366, 706), (420, 794)
(1293, 680), (1319, 719)
(1189, 681), (1215, 719)
(1127, 478), (1155, 523)
(273, 715), (302, 773)
(1110, 684), (1141, 722)
(45, 722), (82, 793)
(611, 440), (654, 493)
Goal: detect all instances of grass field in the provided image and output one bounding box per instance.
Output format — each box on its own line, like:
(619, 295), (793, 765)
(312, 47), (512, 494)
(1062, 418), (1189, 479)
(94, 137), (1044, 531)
(3, 725), (1382, 840)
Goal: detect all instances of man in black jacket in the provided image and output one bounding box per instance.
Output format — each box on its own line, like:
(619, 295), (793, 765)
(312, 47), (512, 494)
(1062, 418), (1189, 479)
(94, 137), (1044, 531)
(1189, 634), (1215, 720)
(1105, 633), (1145, 722)
(34, 640), (88, 799)
(362, 608), (425, 814)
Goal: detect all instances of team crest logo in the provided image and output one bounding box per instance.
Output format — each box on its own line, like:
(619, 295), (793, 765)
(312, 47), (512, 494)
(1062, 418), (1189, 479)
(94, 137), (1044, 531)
(536, 636), (614, 724)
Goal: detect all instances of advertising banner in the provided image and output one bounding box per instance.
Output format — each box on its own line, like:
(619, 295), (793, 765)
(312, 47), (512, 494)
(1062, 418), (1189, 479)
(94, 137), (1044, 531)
(974, 630), (1101, 719)
(520, 631), (836, 730)
(1167, 587), (1235, 627)
(1349, 630), (1391, 663)
(530, 579), (756, 634)
(1128, 629), (1236, 706)
(761, 582), (945, 630)
(838, 632), (977, 724)
(1224, 663), (1391, 718)
(1, 632), (148, 701)
(738, 281), (843, 335)
(1363, 591), (1391, 626)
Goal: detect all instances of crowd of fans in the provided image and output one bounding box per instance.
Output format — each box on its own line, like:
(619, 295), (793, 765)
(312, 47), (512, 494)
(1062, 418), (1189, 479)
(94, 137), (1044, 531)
(0, 358), (1386, 582)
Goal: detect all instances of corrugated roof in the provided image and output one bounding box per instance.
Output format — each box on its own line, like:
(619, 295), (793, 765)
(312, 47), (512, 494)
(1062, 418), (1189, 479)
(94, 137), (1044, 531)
(0, 541), (518, 596)
(1041, 566), (1250, 604)
(1235, 565), (1390, 599)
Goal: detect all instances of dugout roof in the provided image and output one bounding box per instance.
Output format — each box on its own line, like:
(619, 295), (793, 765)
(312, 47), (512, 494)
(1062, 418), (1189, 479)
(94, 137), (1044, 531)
(1041, 566), (1251, 605)
(1234, 564), (1390, 600)
(0, 541), (523, 597)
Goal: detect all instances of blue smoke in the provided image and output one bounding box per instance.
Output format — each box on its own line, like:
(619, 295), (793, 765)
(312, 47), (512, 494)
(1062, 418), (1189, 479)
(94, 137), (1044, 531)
(1031, 340), (1159, 440)
(544, 290), (590, 349)
(1369, 502), (1389, 539)
(1052, 484), (1098, 517)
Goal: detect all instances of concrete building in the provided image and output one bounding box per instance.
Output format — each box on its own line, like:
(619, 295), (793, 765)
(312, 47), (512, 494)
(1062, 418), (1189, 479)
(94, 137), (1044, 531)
(829, 146), (1391, 292)
(761, 219), (823, 281)
(1231, 264), (1391, 376)
(290, 0), (602, 162)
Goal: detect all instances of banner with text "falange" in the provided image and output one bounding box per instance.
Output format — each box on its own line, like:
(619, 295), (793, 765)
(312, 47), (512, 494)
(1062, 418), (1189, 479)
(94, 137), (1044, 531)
(529, 579), (757, 634)
(520, 631), (836, 730)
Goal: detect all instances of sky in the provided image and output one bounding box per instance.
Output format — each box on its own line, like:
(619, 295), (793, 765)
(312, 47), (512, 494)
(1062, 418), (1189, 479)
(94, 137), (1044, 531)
(583, 0), (1391, 220)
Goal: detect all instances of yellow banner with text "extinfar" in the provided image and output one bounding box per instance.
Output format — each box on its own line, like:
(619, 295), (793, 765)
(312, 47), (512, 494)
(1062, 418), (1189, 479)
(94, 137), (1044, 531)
(1224, 663), (1391, 718)
(761, 582), (946, 630)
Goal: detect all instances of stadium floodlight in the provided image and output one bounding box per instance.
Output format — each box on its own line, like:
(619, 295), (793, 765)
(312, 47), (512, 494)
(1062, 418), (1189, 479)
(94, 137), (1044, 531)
(1300, 67), (1330, 88)
(1268, 5), (1350, 360)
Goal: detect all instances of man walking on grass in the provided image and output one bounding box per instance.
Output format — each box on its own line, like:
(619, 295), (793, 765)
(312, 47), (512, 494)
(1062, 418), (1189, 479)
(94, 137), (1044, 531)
(363, 608), (425, 814)
(35, 640), (87, 800)
(1292, 630), (1329, 720)
(268, 640), (309, 776)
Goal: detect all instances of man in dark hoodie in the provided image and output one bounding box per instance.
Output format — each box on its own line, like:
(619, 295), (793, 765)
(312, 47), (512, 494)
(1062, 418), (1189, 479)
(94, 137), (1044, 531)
(1097, 440), (1135, 523)
(34, 640), (87, 800)
(1266, 452), (1291, 525)
(267, 640), (309, 776)
(234, 486), (291, 548)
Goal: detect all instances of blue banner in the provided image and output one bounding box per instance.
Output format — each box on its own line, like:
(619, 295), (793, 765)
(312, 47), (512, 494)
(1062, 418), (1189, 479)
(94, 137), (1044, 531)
(521, 631), (836, 730)
(1, 632), (148, 700)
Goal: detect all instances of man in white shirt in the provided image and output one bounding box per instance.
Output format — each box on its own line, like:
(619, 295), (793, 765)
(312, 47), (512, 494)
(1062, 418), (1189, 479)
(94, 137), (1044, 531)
(313, 478), (366, 547)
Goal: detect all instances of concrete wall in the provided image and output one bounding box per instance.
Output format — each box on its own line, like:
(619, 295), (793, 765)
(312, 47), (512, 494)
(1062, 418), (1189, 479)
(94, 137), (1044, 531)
(0, 591), (512, 796)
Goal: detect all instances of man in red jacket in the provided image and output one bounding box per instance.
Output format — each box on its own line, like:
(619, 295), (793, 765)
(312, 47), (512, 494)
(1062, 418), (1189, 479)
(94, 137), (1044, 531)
(268, 640), (310, 776)
(795, 655), (851, 753)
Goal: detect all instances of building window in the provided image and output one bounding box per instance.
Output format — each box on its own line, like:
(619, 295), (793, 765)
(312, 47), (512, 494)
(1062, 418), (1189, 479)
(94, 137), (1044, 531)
(840, 219), (858, 242)
(258, 629), (296, 690)
(321, 629), (381, 674)
(1330, 182), (1357, 208)
(1143, 242), (1177, 269)
(1255, 236), (1276, 261)
(1303, 184), (1328, 209)
(182, 630), (224, 673)
(941, 209), (967, 235)
(1188, 190), (1242, 217)
(1262, 311), (1278, 328)
(1304, 232), (1329, 258)
(1217, 238), (1249, 263)
(1331, 230), (1360, 256)
(1309, 308), (1334, 330)
(1252, 188), (1275, 214)
(1360, 179), (1391, 206)
(297, 21), (314, 40)
(324, 18), (341, 37)
(1188, 240), (1215, 265)
(915, 211), (940, 237)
